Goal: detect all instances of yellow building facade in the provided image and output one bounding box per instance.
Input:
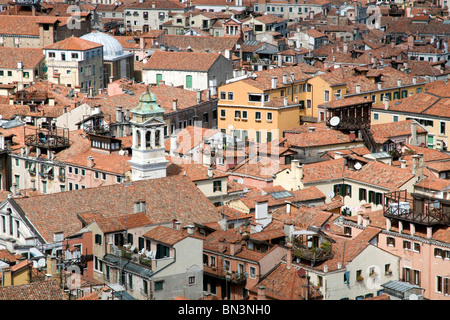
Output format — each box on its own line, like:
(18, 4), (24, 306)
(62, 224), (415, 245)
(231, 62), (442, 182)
(217, 67), (312, 143)
(305, 67), (426, 124)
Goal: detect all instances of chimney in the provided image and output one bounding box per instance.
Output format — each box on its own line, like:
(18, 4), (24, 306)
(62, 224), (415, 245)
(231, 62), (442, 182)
(400, 159), (406, 169)
(383, 95), (390, 110)
(412, 153), (424, 178)
(30, 178), (36, 191)
(343, 42), (348, 53)
(186, 225), (195, 235)
(197, 90), (201, 103)
(397, 78), (402, 87)
(230, 239), (241, 255)
(169, 134), (177, 156)
(356, 84), (361, 93)
(173, 98), (178, 111)
(2, 268), (12, 286)
(257, 286), (266, 300)
(427, 226), (433, 239)
(87, 156), (95, 168)
(271, 76), (278, 89)
(283, 73), (288, 84)
(11, 183), (17, 197)
(116, 106), (123, 123)
(410, 121), (418, 145)
(207, 166), (214, 178)
(46, 255), (57, 277)
(362, 215), (370, 227)
(173, 219), (180, 230)
(254, 200), (268, 221)
(286, 242), (292, 269)
(386, 217), (391, 231)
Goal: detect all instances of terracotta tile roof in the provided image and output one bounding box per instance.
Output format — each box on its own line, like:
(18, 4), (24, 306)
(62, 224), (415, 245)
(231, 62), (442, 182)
(0, 15), (70, 36)
(164, 126), (219, 155)
(142, 225), (187, 246)
(402, 143), (450, 162)
(43, 36), (103, 51)
(284, 128), (362, 148)
(125, 0), (185, 9)
(318, 96), (372, 109)
(240, 65), (312, 91)
(239, 186), (326, 210)
(12, 175), (221, 243)
(369, 120), (427, 144)
(163, 35), (240, 53)
(248, 262), (321, 300)
(0, 279), (65, 300)
(301, 158), (346, 184)
(414, 176), (450, 191)
(166, 162), (228, 181)
(0, 250), (22, 263)
(143, 51), (222, 72)
(345, 161), (414, 190)
(0, 47), (44, 69)
(230, 155), (282, 179)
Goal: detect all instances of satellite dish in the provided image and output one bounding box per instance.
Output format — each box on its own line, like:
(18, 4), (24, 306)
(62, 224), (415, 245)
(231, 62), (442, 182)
(37, 258), (46, 268)
(409, 294), (419, 300)
(228, 124), (234, 131)
(420, 142), (426, 147)
(32, 260), (38, 269)
(329, 116), (340, 127)
(324, 223), (331, 231)
(327, 190), (335, 199)
(349, 132), (356, 141)
(354, 162), (362, 170)
(243, 187), (249, 193)
(297, 268), (306, 278)
(433, 200), (441, 209)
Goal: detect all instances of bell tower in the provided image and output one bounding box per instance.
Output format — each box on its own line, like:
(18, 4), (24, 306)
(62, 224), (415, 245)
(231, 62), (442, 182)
(129, 88), (168, 181)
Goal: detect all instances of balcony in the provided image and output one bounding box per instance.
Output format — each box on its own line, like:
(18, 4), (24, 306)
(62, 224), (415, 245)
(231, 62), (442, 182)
(384, 190), (450, 226)
(291, 229), (334, 263)
(203, 264), (247, 285)
(24, 125), (70, 150)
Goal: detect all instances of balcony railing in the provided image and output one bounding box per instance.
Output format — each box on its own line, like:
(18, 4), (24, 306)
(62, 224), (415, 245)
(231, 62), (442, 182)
(292, 241), (333, 263)
(384, 190), (450, 226)
(203, 264), (247, 284)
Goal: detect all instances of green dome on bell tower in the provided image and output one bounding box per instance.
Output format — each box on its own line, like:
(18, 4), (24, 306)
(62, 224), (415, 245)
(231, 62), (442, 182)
(131, 87), (165, 123)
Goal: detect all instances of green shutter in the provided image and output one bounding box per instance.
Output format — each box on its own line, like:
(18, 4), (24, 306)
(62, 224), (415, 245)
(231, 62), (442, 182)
(156, 74), (162, 85)
(359, 188), (364, 201)
(186, 75), (192, 88)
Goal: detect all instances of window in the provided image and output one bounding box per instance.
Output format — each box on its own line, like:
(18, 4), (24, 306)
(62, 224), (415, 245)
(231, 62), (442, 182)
(143, 280), (149, 295)
(213, 180), (222, 192)
(324, 90), (330, 102)
(403, 240), (412, 250)
(188, 276), (196, 285)
(249, 266), (256, 278)
(373, 113), (379, 121)
(72, 53), (78, 59)
(228, 92), (234, 100)
(386, 237), (395, 247)
(359, 188), (367, 201)
(255, 111), (261, 121)
(234, 110), (241, 119)
(256, 131), (261, 143)
(267, 112), (273, 122)
(94, 234), (102, 245)
(267, 131), (272, 142)
(224, 260), (230, 271)
(393, 115), (398, 122)
(154, 280), (164, 291)
(220, 91), (226, 100)
(7, 71), (12, 77)
(248, 94), (262, 102)
(210, 256), (216, 267)
(441, 122), (446, 135)
(220, 109), (226, 118)
(49, 52), (55, 58)
(242, 110), (248, 120)
(186, 75), (192, 89)
(413, 242), (421, 252)
(102, 173), (107, 180)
